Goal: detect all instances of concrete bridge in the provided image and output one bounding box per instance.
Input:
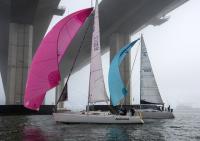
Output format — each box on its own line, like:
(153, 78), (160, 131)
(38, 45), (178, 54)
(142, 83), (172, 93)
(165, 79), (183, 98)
(0, 0), (188, 105)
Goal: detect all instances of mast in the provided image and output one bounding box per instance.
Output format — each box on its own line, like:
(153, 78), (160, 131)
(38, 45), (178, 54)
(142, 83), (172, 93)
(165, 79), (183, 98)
(140, 35), (142, 105)
(140, 34), (164, 105)
(87, 71), (91, 112)
(87, 0), (109, 110)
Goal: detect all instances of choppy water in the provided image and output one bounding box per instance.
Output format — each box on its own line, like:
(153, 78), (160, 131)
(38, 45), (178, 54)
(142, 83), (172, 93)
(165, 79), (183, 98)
(0, 109), (200, 141)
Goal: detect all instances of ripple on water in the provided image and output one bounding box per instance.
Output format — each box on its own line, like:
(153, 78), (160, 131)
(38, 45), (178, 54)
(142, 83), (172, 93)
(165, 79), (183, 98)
(0, 110), (200, 141)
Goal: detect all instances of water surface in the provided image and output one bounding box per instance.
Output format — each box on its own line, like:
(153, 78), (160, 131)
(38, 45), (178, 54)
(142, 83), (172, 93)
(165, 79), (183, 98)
(0, 109), (199, 141)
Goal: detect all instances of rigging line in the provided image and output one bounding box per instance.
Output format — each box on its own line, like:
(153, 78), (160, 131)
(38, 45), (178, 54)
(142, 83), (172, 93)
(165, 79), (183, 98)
(56, 14), (94, 106)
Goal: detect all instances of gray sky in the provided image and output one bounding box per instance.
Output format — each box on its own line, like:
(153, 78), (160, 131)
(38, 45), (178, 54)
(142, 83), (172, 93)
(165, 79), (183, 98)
(134, 0), (200, 108)
(0, 0), (200, 109)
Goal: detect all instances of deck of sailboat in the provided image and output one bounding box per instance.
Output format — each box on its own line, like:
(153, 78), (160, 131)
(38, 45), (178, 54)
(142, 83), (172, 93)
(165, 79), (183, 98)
(137, 109), (174, 119)
(53, 111), (144, 124)
(88, 105), (175, 119)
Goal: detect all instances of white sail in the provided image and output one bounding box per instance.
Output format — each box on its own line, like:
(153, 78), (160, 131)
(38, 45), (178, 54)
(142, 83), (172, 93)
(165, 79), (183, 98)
(140, 35), (163, 104)
(88, 0), (109, 103)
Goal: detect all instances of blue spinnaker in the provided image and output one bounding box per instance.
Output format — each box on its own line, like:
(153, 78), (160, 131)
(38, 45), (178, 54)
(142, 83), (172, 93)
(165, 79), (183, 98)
(108, 39), (140, 106)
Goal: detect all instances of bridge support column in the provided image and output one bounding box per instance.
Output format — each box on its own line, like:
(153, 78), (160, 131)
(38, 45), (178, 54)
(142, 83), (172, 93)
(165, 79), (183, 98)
(6, 23), (33, 105)
(109, 33), (131, 105)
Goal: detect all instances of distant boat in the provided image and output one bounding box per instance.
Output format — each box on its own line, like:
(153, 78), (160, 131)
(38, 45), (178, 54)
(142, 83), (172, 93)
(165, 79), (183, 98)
(53, 0), (144, 124)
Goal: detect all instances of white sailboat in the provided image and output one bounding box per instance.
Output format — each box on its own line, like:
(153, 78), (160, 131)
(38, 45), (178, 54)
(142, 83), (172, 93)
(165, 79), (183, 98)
(53, 0), (144, 124)
(136, 34), (174, 119)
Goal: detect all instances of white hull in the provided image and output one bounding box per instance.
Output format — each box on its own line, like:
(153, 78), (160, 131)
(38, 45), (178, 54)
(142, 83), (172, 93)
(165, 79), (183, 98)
(138, 110), (175, 119)
(53, 112), (144, 124)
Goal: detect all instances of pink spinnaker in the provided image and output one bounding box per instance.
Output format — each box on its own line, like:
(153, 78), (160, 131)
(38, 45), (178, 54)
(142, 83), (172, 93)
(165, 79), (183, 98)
(24, 8), (93, 111)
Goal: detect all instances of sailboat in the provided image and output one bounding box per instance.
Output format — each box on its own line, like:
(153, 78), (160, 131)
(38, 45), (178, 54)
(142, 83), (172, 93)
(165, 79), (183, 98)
(93, 34), (174, 119)
(53, 1), (144, 124)
(23, 0), (143, 124)
(135, 34), (174, 119)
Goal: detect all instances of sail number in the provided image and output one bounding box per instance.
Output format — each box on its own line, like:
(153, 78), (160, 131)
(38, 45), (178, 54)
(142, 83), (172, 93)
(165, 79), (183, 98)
(115, 117), (129, 120)
(94, 36), (99, 51)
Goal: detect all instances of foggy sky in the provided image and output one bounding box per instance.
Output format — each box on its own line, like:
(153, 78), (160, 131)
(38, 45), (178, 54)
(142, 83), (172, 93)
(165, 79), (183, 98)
(135, 0), (200, 108)
(1, 0), (200, 109)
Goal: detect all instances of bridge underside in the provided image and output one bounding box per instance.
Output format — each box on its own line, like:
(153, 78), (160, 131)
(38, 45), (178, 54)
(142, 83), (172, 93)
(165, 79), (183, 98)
(0, 0), (188, 105)
(59, 0), (188, 78)
(58, 0), (188, 105)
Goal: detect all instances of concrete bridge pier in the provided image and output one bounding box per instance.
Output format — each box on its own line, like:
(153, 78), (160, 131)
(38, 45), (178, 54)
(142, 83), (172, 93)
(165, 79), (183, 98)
(109, 33), (131, 105)
(6, 23), (33, 105)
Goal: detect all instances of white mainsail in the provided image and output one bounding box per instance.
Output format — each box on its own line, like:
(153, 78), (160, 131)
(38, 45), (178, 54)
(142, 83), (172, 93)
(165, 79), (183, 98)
(140, 35), (163, 104)
(88, 0), (109, 103)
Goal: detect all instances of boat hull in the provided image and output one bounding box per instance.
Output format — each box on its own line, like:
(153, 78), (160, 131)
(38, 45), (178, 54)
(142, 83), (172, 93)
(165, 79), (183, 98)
(53, 112), (144, 124)
(139, 110), (175, 119)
